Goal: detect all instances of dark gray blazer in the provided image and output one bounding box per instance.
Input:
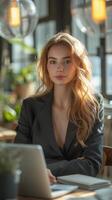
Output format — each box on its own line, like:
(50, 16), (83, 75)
(15, 92), (104, 177)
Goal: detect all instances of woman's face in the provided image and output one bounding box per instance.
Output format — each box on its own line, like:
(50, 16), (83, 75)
(47, 44), (76, 86)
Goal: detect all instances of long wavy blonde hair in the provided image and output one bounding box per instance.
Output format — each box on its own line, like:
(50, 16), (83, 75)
(37, 32), (99, 146)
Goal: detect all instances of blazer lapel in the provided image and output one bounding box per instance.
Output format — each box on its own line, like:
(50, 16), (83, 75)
(38, 92), (63, 156)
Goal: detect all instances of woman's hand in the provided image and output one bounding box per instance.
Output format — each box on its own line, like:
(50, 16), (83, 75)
(47, 169), (57, 184)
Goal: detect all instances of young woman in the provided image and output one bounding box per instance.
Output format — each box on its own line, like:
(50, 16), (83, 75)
(15, 32), (104, 182)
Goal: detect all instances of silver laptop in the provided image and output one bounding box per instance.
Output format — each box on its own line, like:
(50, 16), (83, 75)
(0, 143), (78, 199)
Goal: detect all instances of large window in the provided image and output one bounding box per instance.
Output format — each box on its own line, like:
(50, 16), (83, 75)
(11, 0), (56, 74)
(35, 21), (56, 53)
(106, 55), (112, 94)
(11, 35), (34, 73)
(71, 0), (112, 99)
(89, 56), (101, 92)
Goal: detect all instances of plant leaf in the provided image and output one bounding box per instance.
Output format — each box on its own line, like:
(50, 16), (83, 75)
(8, 38), (37, 54)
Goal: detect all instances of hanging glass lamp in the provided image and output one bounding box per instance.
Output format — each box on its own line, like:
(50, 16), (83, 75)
(0, 0), (39, 39)
(92, 0), (107, 24)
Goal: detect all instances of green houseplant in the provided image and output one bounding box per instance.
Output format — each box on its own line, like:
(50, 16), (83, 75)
(0, 38), (37, 124)
(4, 38), (37, 100)
(7, 63), (36, 86)
(1, 63), (36, 124)
(0, 143), (21, 199)
(6, 63), (37, 99)
(0, 92), (21, 124)
(0, 144), (20, 173)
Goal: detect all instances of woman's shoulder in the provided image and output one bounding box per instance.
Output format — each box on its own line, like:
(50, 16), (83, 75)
(22, 91), (52, 105)
(94, 93), (104, 117)
(94, 93), (104, 103)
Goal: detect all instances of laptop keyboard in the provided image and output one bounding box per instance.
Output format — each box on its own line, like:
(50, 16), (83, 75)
(50, 184), (67, 191)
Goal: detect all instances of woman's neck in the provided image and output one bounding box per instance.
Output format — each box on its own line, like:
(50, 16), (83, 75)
(53, 85), (72, 109)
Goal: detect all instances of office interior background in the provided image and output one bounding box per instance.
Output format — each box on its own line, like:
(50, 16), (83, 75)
(0, 0), (112, 176)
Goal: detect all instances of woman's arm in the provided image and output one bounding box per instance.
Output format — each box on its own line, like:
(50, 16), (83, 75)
(47, 169), (57, 184)
(15, 99), (33, 144)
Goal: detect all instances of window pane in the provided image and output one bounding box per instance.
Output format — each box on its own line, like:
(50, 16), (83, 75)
(106, 6), (112, 34)
(72, 16), (86, 45)
(106, 6), (112, 53)
(12, 35), (34, 62)
(71, 0), (100, 53)
(87, 35), (100, 54)
(35, 0), (48, 18)
(106, 34), (112, 53)
(106, 55), (112, 94)
(35, 21), (56, 53)
(89, 56), (101, 92)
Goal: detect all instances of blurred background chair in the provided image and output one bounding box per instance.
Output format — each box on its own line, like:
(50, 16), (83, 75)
(100, 145), (112, 178)
(103, 145), (112, 166)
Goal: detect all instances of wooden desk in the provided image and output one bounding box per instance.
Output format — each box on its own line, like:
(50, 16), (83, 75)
(0, 126), (16, 142)
(18, 190), (95, 200)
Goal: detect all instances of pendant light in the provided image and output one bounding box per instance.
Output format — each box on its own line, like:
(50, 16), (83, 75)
(92, 0), (107, 24)
(7, 0), (21, 27)
(0, 0), (39, 39)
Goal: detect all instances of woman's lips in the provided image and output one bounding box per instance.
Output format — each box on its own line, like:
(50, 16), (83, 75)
(54, 75), (66, 80)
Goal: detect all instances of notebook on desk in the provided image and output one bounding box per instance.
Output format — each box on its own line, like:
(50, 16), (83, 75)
(0, 143), (78, 199)
(57, 174), (112, 190)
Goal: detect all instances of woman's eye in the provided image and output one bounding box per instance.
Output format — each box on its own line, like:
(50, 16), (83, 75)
(49, 60), (56, 64)
(64, 60), (72, 64)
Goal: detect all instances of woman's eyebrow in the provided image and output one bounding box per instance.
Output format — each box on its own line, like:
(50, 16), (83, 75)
(48, 56), (72, 60)
(63, 56), (72, 59)
(48, 57), (56, 60)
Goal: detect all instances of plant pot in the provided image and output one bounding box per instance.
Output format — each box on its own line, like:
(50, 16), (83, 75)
(15, 82), (36, 100)
(0, 170), (21, 200)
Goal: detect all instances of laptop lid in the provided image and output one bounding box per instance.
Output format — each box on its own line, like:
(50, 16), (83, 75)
(0, 143), (78, 198)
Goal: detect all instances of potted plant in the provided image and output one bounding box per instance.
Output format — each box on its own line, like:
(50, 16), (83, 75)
(6, 63), (37, 100)
(0, 39), (37, 125)
(0, 92), (21, 129)
(0, 143), (21, 199)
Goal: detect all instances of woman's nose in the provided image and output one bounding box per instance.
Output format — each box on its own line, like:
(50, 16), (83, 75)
(57, 62), (64, 71)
